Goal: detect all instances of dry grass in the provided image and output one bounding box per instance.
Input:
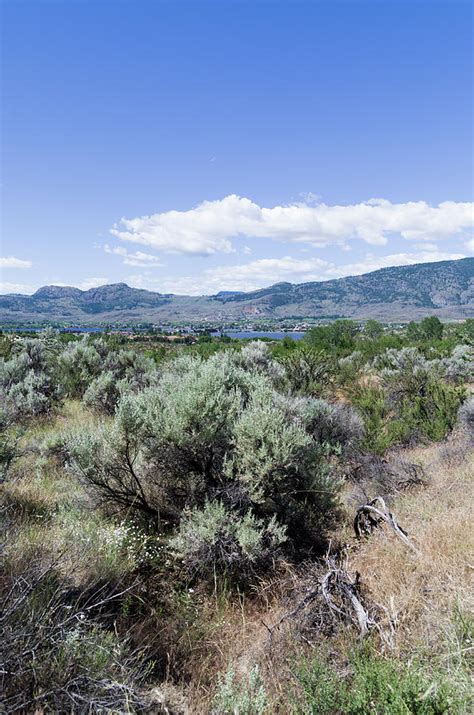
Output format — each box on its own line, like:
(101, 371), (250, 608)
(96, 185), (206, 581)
(3, 396), (472, 713)
(349, 429), (474, 656)
(183, 430), (474, 711)
(2, 401), (93, 518)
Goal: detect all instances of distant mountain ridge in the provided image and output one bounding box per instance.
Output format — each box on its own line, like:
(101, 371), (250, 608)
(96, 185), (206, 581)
(1, 257), (473, 325)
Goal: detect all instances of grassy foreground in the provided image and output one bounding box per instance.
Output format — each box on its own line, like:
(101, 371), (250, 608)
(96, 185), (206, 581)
(1, 325), (473, 712)
(2, 400), (473, 713)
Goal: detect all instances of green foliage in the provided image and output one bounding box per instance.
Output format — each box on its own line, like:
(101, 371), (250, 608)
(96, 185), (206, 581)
(297, 648), (459, 714)
(402, 379), (464, 442)
(213, 664), (268, 715)
(82, 369), (119, 414)
(57, 338), (103, 398)
(0, 332), (61, 423)
(280, 346), (330, 395)
(351, 370), (464, 454)
(347, 345), (467, 452)
(407, 320), (421, 340)
(420, 315), (444, 341)
(350, 385), (392, 454)
(67, 347), (345, 578)
(0, 427), (21, 481)
(0, 333), (14, 359)
(461, 318), (474, 344)
(364, 319), (384, 339)
(170, 501), (286, 579)
(304, 320), (359, 353)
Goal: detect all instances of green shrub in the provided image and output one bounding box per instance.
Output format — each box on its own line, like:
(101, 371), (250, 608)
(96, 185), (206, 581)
(66, 350), (344, 579)
(170, 501), (286, 579)
(296, 648), (459, 714)
(213, 664), (268, 715)
(281, 346), (330, 395)
(57, 337), (103, 398)
(352, 348), (465, 453)
(350, 385), (394, 454)
(0, 427), (21, 481)
(83, 370), (119, 414)
(0, 334), (61, 422)
(402, 379), (464, 442)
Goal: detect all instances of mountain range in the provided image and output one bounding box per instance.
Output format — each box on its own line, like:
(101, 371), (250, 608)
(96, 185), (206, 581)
(1, 257), (473, 325)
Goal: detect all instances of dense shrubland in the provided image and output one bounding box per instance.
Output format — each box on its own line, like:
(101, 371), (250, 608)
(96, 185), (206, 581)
(1, 319), (472, 712)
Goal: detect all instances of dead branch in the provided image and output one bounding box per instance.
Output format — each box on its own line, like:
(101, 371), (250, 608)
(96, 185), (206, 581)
(354, 496), (420, 555)
(320, 557), (374, 637)
(265, 556), (394, 648)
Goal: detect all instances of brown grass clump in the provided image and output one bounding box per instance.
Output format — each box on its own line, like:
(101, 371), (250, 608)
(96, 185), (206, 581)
(180, 430), (473, 711)
(349, 430), (474, 656)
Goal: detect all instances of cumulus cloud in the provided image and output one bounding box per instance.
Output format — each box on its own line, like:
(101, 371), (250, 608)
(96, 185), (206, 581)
(0, 256), (33, 269)
(104, 244), (164, 267)
(127, 250), (467, 296)
(110, 195), (473, 255)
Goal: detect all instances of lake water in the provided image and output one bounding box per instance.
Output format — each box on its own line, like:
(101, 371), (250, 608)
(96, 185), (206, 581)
(215, 330), (307, 340)
(2, 327), (307, 340)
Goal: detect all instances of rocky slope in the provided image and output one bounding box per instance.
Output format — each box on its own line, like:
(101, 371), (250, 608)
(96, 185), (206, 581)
(1, 257), (473, 325)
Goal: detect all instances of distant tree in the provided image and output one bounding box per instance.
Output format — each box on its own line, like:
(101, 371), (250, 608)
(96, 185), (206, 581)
(364, 319), (383, 339)
(305, 320), (358, 352)
(331, 320), (359, 350)
(462, 318), (474, 344)
(406, 321), (421, 340)
(420, 316), (444, 341)
(281, 335), (297, 350)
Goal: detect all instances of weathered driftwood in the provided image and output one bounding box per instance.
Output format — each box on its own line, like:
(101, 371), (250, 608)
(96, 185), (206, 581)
(354, 496), (420, 555)
(265, 556), (394, 646)
(321, 559), (372, 636)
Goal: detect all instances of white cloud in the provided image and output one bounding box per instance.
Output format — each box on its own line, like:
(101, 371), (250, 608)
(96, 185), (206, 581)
(126, 256), (329, 295)
(465, 238), (474, 253)
(0, 281), (35, 294)
(77, 277), (110, 290)
(110, 195), (474, 255)
(320, 250), (466, 279)
(127, 250), (467, 296)
(51, 277), (110, 290)
(104, 244), (164, 267)
(0, 256), (33, 269)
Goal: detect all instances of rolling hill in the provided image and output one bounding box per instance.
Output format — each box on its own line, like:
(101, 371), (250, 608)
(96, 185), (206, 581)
(1, 257), (473, 325)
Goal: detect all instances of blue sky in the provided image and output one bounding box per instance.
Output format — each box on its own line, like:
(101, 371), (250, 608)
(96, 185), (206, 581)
(1, 0), (472, 295)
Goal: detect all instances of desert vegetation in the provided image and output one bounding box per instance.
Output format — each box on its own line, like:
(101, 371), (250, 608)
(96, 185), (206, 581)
(1, 319), (473, 713)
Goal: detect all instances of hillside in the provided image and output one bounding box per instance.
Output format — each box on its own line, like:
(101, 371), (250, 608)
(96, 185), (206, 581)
(1, 257), (473, 325)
